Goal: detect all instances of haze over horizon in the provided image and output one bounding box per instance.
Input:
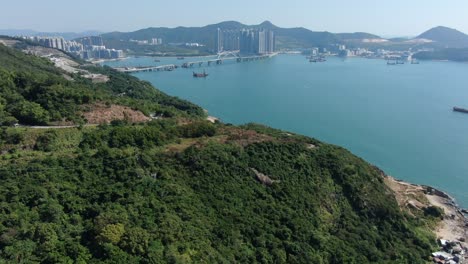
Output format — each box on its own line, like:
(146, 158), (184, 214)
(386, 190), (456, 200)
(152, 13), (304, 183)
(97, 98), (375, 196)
(2, 0), (468, 36)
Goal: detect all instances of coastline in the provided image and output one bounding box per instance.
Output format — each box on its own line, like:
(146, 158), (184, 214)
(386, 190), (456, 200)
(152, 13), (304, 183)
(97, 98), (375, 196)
(116, 56), (462, 229)
(385, 176), (467, 263)
(157, 54), (216, 59)
(90, 57), (129, 64)
(129, 54), (216, 59)
(92, 54), (218, 64)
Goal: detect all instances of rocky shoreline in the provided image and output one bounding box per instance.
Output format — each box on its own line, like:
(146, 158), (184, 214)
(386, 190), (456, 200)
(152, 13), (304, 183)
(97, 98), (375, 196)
(423, 185), (467, 264)
(384, 176), (467, 263)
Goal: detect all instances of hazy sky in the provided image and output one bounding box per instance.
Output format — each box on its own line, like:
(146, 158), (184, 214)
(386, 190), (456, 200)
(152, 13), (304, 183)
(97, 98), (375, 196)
(2, 0), (468, 36)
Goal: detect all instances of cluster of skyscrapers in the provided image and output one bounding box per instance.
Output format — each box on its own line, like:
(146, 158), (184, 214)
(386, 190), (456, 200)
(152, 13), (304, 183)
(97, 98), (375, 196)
(217, 28), (275, 55)
(24, 35), (124, 60)
(78, 36), (124, 60)
(23, 36), (84, 53)
(80, 36), (104, 46)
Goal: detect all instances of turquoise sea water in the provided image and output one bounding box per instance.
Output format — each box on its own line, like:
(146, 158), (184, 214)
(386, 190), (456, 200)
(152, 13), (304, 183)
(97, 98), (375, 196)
(104, 55), (468, 208)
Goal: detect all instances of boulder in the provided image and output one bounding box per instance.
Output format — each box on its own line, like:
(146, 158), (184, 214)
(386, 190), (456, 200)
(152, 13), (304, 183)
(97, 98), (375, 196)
(432, 251), (452, 260)
(452, 246), (462, 254)
(438, 239), (448, 246)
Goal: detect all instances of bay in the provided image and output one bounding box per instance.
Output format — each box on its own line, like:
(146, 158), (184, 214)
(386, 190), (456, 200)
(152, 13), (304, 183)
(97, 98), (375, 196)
(103, 55), (468, 208)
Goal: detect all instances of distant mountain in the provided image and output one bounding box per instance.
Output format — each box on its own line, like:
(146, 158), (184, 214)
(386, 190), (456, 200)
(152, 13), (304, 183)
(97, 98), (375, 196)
(101, 21), (347, 51)
(388, 37), (411, 42)
(416, 26), (468, 48)
(0, 29), (103, 40)
(336, 32), (382, 40)
(0, 29), (38, 36)
(274, 27), (338, 48)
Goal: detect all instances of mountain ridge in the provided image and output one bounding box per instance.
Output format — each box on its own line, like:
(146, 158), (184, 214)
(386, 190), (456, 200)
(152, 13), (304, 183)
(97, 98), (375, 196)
(100, 21), (383, 51)
(5, 23), (468, 49)
(101, 22), (468, 50)
(416, 26), (468, 47)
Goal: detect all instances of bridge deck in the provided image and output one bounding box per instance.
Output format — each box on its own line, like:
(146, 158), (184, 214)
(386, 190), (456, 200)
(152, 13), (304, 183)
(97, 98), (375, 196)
(113, 53), (278, 72)
(115, 64), (177, 73)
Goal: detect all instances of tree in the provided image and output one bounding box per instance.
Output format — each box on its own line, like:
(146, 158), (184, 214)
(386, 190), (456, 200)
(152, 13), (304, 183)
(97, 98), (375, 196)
(2, 240), (38, 263)
(10, 100), (49, 125)
(33, 223), (59, 253)
(120, 227), (150, 255)
(0, 96), (18, 126)
(97, 223), (125, 245)
(34, 131), (58, 151)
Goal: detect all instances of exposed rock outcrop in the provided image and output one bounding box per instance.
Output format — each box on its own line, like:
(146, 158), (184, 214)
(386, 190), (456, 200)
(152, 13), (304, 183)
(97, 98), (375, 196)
(251, 168), (279, 186)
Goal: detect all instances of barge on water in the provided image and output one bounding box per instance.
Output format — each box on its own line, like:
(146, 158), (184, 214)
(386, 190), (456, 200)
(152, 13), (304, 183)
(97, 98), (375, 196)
(193, 70), (208, 78)
(453, 107), (468, 114)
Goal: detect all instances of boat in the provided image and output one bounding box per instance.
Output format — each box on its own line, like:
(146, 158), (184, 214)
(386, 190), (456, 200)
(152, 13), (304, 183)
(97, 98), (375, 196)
(177, 57), (185, 60)
(154, 59), (161, 62)
(193, 70), (208, 78)
(310, 56), (326, 63)
(453, 107), (468, 114)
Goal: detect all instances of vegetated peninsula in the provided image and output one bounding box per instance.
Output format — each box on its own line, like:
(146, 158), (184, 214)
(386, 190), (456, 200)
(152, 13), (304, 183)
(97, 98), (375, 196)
(0, 38), (466, 263)
(413, 48), (468, 62)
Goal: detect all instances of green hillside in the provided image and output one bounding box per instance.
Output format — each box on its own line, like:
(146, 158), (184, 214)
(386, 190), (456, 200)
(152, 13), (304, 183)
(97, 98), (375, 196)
(0, 43), (204, 126)
(414, 48), (468, 62)
(0, 43), (439, 263)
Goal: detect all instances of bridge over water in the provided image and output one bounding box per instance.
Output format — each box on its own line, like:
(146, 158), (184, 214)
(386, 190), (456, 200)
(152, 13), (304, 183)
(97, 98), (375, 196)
(113, 51), (277, 73)
(114, 64), (177, 73)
